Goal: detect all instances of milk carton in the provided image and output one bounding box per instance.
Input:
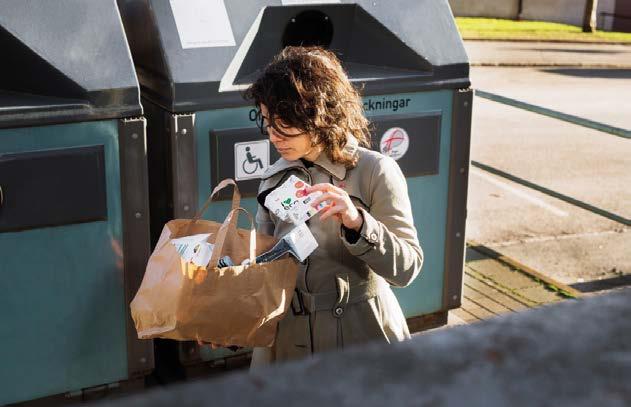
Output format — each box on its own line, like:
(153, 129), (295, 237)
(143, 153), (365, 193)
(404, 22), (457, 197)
(264, 175), (327, 225)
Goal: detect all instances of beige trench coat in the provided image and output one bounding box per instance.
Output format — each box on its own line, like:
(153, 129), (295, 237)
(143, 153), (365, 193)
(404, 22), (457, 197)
(251, 136), (423, 367)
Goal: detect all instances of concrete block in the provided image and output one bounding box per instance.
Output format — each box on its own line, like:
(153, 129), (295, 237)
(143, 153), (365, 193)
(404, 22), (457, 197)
(95, 288), (631, 407)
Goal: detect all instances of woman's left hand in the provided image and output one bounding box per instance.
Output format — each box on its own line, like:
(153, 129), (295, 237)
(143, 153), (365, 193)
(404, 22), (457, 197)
(306, 183), (363, 232)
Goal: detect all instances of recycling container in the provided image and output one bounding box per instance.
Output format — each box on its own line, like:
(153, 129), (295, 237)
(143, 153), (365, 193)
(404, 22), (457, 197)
(0, 0), (153, 404)
(118, 0), (471, 368)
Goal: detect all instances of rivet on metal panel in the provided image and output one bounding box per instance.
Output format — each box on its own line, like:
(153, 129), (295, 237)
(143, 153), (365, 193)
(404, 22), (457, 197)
(291, 18), (296, 23)
(452, 295), (458, 301)
(135, 212), (142, 219)
(456, 232), (461, 238)
(131, 133), (139, 140)
(140, 357), (147, 364)
(181, 128), (188, 135)
(464, 101), (469, 107)
(184, 205), (190, 212)
(459, 167), (465, 174)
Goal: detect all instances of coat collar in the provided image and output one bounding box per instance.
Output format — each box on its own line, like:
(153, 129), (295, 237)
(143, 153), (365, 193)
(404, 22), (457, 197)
(262, 135), (359, 181)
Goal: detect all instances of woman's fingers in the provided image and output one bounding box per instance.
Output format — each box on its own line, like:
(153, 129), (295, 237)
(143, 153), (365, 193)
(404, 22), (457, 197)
(306, 183), (355, 224)
(310, 191), (341, 209)
(319, 204), (346, 221)
(306, 183), (343, 195)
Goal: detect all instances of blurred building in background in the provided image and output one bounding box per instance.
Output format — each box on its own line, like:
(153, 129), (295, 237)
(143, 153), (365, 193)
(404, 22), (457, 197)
(449, 0), (631, 32)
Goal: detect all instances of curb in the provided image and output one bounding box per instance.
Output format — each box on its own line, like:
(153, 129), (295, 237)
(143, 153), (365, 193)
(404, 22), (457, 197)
(463, 38), (631, 46)
(471, 62), (631, 69)
(466, 239), (583, 299)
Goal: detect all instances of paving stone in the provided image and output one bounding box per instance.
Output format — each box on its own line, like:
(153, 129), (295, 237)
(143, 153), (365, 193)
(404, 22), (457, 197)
(451, 307), (481, 322)
(465, 306), (497, 320)
(490, 295), (530, 312)
(462, 297), (494, 316)
(517, 286), (566, 304)
(463, 280), (532, 311)
(461, 282), (487, 299)
(464, 273), (503, 293)
(470, 296), (513, 315)
(461, 297), (484, 310)
(467, 258), (541, 290)
(447, 310), (467, 325)
(461, 246), (571, 322)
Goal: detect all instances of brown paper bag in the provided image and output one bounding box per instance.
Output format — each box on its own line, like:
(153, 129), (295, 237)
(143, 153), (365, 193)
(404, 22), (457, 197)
(130, 179), (298, 347)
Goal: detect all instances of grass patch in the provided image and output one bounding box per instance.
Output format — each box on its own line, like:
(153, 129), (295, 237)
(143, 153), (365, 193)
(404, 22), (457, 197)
(456, 17), (631, 43)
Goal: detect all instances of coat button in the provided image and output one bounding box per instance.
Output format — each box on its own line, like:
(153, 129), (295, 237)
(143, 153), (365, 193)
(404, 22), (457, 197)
(334, 306), (344, 317)
(370, 233), (378, 243)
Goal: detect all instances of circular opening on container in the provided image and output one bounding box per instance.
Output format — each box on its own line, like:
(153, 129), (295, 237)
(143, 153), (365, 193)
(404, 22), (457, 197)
(282, 10), (333, 48)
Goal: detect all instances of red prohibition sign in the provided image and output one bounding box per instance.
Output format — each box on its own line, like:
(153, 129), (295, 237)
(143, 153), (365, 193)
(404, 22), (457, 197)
(381, 128), (406, 154)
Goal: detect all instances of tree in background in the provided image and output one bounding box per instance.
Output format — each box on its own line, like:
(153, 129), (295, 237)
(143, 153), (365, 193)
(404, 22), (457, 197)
(583, 0), (599, 32)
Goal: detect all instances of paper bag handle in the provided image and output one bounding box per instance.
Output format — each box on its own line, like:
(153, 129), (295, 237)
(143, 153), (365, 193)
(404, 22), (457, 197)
(185, 179), (241, 235)
(208, 207), (256, 269)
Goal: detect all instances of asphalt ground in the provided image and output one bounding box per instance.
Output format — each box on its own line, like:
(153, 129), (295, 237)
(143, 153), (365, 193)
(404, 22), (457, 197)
(467, 65), (630, 292)
(471, 66), (631, 130)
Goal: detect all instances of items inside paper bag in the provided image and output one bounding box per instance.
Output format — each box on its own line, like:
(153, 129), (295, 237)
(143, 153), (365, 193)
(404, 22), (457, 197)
(247, 222), (317, 264)
(219, 223), (318, 267)
(171, 233), (214, 267)
(172, 222), (318, 268)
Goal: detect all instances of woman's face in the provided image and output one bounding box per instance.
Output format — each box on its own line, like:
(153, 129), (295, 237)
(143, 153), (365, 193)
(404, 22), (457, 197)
(260, 104), (320, 162)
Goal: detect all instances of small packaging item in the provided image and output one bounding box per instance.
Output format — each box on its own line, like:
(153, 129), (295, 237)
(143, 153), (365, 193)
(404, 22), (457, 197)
(284, 222), (318, 262)
(244, 222), (318, 266)
(171, 233), (215, 267)
(264, 175), (328, 225)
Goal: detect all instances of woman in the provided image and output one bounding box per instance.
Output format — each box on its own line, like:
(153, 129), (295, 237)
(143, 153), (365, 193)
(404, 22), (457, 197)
(245, 47), (423, 366)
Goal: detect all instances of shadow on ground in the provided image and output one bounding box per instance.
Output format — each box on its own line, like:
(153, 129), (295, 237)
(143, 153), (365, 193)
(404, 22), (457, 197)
(571, 274), (631, 293)
(541, 68), (631, 79)
(520, 48), (627, 55)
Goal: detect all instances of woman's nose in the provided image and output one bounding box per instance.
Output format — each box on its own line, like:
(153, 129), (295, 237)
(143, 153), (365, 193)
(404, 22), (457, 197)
(268, 129), (282, 143)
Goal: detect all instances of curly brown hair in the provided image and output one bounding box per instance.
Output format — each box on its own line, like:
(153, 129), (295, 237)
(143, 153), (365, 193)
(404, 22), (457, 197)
(244, 46), (371, 168)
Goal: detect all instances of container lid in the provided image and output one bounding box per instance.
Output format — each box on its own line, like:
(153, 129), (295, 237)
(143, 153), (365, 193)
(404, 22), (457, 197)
(0, 0), (142, 129)
(119, 0), (470, 113)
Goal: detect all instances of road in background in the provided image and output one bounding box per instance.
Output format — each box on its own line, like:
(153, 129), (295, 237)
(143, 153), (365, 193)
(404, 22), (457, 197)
(467, 66), (630, 292)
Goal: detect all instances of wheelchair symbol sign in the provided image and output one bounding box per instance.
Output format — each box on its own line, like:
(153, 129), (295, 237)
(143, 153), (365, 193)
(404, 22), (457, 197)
(234, 140), (270, 181)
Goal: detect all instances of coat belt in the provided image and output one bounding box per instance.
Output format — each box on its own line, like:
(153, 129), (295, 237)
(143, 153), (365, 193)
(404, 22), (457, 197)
(292, 278), (382, 316)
